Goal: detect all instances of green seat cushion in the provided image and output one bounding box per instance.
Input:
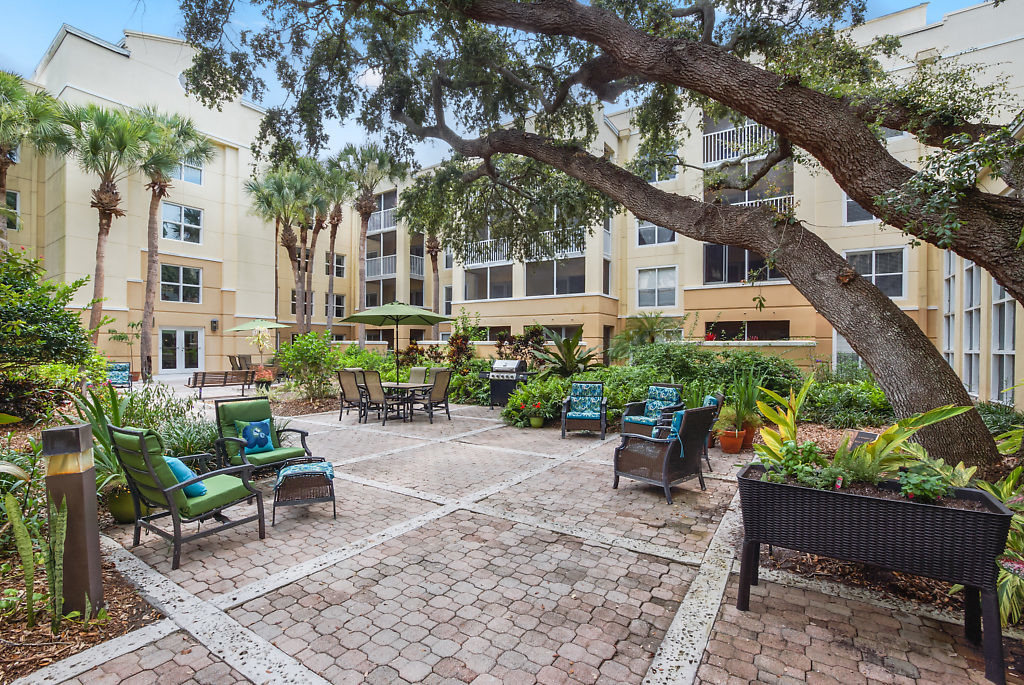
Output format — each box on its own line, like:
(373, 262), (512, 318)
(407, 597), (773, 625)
(229, 446), (306, 467)
(110, 427), (187, 512)
(216, 399), (280, 457)
(623, 415), (659, 426)
(180, 474), (252, 518)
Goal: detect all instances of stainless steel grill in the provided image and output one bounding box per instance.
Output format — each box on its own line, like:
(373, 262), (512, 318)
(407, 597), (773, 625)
(478, 359), (533, 408)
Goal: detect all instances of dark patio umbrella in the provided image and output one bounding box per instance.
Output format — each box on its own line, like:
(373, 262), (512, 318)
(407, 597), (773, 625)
(342, 302), (451, 377)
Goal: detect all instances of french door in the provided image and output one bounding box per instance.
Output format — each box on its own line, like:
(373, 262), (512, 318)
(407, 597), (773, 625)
(159, 327), (204, 375)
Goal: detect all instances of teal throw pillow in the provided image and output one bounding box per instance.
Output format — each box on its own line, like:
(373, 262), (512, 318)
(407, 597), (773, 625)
(235, 419), (275, 454)
(163, 456), (207, 497)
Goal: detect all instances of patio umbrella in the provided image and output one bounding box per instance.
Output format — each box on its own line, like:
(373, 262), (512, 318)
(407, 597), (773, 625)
(226, 319), (290, 332)
(342, 302), (451, 377)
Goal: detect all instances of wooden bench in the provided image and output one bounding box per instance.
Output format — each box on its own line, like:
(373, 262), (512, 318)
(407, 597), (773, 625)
(186, 370), (255, 399)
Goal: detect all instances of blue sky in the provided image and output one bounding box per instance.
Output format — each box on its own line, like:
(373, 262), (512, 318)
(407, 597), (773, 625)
(0, 0), (988, 163)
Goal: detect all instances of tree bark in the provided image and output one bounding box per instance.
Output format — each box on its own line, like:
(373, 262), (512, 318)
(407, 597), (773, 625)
(428, 235), (441, 339)
(140, 184), (167, 380)
(88, 212), (112, 344)
(305, 217), (323, 334)
(295, 226), (309, 334)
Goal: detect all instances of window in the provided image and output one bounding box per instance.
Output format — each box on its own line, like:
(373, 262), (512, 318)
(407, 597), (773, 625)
(603, 215), (612, 257)
(160, 265), (201, 303)
(4, 190), (19, 229)
(325, 293), (345, 318)
(162, 202), (203, 243)
(602, 259), (612, 296)
(325, 253), (345, 277)
(443, 285), (452, 316)
(992, 281), (1015, 404)
(638, 267), (676, 307)
(834, 333), (863, 369)
(845, 248), (904, 298)
(526, 258), (585, 297)
(843, 192), (876, 224)
(545, 325), (582, 340)
(333, 333), (347, 342)
(291, 289), (313, 316)
(485, 326), (511, 341)
(173, 159), (203, 185)
(465, 265), (512, 300)
(444, 249), (453, 269)
(703, 244), (783, 284)
(963, 260), (982, 396)
(942, 251), (956, 367)
(646, 165), (677, 183)
(410, 289), (424, 307)
(704, 159), (793, 209)
(707, 320), (790, 341)
(440, 331), (451, 342)
(636, 219), (675, 246)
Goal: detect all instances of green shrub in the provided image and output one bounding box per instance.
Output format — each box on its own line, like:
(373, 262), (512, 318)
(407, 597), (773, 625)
(277, 332), (344, 398)
(448, 359), (491, 405)
(159, 416), (219, 458)
(630, 343), (802, 397)
(502, 376), (571, 427)
(977, 402), (1024, 437)
(719, 350), (802, 397)
(802, 379), (894, 428)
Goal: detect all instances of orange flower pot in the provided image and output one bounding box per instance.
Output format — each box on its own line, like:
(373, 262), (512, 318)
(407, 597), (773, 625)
(718, 430), (745, 454)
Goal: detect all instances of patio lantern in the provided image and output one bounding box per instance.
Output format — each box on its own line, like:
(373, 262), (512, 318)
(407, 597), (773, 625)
(41, 423), (104, 616)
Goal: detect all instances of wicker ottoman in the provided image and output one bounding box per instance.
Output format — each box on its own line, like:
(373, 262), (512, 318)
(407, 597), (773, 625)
(272, 457), (336, 525)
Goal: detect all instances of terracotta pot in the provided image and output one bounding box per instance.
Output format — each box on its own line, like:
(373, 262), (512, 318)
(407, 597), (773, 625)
(742, 425), (758, 450)
(718, 430), (745, 454)
(529, 417), (544, 428)
(106, 488), (147, 523)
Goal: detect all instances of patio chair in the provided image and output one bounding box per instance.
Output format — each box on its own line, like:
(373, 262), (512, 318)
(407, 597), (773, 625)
(214, 397), (311, 468)
(108, 425), (265, 570)
(338, 369), (363, 418)
(347, 367), (366, 385)
(107, 362), (132, 390)
(360, 370), (407, 425)
(236, 354), (253, 369)
(561, 381), (607, 439)
(614, 406), (717, 504)
(228, 355), (241, 370)
(621, 383), (686, 436)
(409, 369), (453, 423)
(408, 367), (429, 384)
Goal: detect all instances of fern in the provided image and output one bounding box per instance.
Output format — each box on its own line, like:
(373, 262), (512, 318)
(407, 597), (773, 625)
(4, 492), (36, 627)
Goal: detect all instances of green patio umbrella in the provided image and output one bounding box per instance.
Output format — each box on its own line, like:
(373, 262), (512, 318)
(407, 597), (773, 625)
(226, 319), (290, 332)
(342, 302), (451, 377)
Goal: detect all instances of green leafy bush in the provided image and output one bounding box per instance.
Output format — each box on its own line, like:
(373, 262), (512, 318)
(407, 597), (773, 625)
(630, 343), (802, 397)
(719, 350), (802, 397)
(448, 359), (490, 405)
(977, 402), (1024, 437)
(159, 416), (219, 458)
(502, 376), (571, 427)
(277, 332), (344, 398)
(802, 379), (894, 428)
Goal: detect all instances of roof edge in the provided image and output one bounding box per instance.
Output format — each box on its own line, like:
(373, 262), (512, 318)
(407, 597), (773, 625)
(33, 24), (130, 81)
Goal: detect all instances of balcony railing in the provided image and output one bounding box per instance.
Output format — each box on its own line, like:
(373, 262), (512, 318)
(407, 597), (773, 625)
(410, 254), (424, 277)
(367, 207), (397, 234)
(733, 195), (795, 213)
(366, 254), (397, 278)
(546, 231), (585, 259)
(465, 237), (510, 266)
(703, 122), (775, 166)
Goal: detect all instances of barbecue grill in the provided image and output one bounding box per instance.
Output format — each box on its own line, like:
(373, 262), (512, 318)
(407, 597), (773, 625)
(478, 359), (533, 408)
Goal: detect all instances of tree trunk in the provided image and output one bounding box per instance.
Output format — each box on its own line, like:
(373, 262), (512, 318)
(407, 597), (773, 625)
(0, 161), (10, 251)
(88, 212), (112, 344)
(358, 212), (369, 348)
(140, 186), (165, 380)
(295, 228), (309, 335)
(326, 222), (338, 331)
(429, 240), (440, 340)
(305, 219), (323, 334)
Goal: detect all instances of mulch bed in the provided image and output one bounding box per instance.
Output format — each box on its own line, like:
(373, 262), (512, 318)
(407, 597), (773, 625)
(0, 554), (162, 684)
(2, 415), (67, 454)
(271, 396), (337, 416)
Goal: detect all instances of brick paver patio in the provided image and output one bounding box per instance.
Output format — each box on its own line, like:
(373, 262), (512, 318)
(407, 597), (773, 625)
(18, 403), (1019, 685)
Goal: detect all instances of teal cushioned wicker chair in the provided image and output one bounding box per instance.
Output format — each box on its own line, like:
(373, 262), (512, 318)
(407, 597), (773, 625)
(561, 381), (607, 439)
(214, 397), (310, 468)
(621, 384), (686, 437)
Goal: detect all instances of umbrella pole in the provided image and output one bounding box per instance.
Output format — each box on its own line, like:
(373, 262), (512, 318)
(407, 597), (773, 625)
(395, 322), (400, 379)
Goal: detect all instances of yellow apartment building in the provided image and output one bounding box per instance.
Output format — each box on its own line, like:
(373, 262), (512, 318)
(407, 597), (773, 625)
(6, 25), (286, 378)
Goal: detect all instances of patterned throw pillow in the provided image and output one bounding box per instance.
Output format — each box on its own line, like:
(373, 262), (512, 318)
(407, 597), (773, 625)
(570, 396), (601, 414)
(234, 419), (276, 454)
(647, 385), (680, 403)
(644, 399), (672, 419)
(703, 395), (720, 407)
(571, 383), (602, 398)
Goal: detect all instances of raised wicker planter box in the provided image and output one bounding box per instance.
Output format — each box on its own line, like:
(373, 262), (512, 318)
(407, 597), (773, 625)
(736, 464), (1013, 684)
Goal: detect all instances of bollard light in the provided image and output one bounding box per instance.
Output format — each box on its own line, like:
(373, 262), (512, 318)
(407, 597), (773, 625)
(41, 424), (104, 617)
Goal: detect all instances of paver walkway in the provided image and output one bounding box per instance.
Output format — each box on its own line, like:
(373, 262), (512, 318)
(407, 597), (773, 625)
(16, 404), (1017, 684)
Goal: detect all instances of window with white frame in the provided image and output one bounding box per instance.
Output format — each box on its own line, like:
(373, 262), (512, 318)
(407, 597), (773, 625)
(443, 285), (452, 316)
(173, 159), (204, 184)
(444, 249), (453, 269)
(637, 267), (676, 307)
(703, 244), (783, 284)
(290, 289), (313, 316)
(324, 253), (345, 277)
(646, 164), (677, 183)
(992, 281), (1015, 404)
(325, 293), (345, 318)
(845, 247), (904, 298)
(545, 325), (582, 340)
(843, 192), (876, 224)
(963, 260), (982, 396)
(4, 190), (19, 229)
(160, 265), (201, 303)
(162, 202), (203, 243)
(942, 251), (956, 367)
(636, 218), (675, 246)
(525, 258), (586, 297)
(464, 265), (512, 300)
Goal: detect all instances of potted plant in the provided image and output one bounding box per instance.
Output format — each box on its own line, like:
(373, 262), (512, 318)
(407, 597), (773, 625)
(247, 326), (275, 390)
(713, 405), (745, 453)
(737, 378), (1012, 683)
(732, 370), (764, 449)
(521, 401), (547, 428)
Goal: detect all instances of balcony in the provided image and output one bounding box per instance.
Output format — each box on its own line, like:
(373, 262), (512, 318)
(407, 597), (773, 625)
(367, 207), (397, 234)
(703, 122), (775, 166)
(410, 254), (424, 278)
(545, 231), (585, 260)
(366, 254), (397, 278)
(733, 195), (795, 213)
(465, 237), (510, 266)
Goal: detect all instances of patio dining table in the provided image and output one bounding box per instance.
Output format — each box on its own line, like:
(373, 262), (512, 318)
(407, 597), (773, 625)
(382, 382), (433, 421)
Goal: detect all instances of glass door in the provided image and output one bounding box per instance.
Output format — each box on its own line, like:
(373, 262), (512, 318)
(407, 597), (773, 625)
(159, 328), (204, 374)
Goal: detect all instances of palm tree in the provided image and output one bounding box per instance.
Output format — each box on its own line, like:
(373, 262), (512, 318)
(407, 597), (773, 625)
(608, 311), (684, 360)
(294, 157), (330, 335)
(319, 159), (354, 332)
(0, 72), (63, 249)
(136, 107), (215, 380)
(60, 104), (149, 343)
(333, 143), (408, 347)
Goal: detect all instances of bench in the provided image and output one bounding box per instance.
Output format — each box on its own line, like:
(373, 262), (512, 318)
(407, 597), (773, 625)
(186, 370), (255, 399)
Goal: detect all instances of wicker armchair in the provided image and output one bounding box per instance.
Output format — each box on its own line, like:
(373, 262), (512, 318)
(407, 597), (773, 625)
(360, 370), (407, 425)
(614, 406), (717, 504)
(409, 369), (453, 423)
(108, 425), (265, 570)
(621, 383), (686, 436)
(561, 381), (607, 439)
(338, 369), (362, 418)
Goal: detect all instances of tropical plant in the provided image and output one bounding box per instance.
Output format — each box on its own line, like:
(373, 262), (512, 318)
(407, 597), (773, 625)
(607, 312), (683, 360)
(41, 499), (67, 633)
(159, 416), (219, 459)
(64, 383), (130, 490)
(59, 104), (149, 342)
(501, 376), (570, 427)
(533, 327), (601, 378)
(713, 405), (743, 433)
(732, 369), (764, 430)
(754, 377), (815, 464)
(106, 320), (142, 373)
(276, 331), (344, 398)
(0, 72), (63, 249)
(4, 492), (37, 627)
(333, 143), (409, 347)
(319, 157), (354, 331)
(136, 107), (215, 379)
(901, 443), (978, 488)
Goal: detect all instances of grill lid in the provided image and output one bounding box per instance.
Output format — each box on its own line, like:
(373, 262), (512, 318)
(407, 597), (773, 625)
(491, 359), (527, 373)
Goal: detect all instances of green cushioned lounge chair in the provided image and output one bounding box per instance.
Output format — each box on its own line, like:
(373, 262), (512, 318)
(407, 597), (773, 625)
(214, 397), (311, 468)
(107, 425), (265, 570)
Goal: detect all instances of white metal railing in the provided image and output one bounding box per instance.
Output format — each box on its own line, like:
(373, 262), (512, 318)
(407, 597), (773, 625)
(702, 122), (775, 166)
(366, 254), (397, 278)
(367, 207), (397, 234)
(410, 254), (424, 277)
(734, 195), (795, 213)
(547, 230), (585, 259)
(465, 237), (510, 266)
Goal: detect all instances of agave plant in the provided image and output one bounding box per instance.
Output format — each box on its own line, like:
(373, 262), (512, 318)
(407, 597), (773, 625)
(532, 327), (601, 378)
(62, 384), (129, 490)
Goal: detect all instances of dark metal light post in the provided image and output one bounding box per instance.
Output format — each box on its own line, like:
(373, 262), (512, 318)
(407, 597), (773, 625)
(41, 424), (104, 617)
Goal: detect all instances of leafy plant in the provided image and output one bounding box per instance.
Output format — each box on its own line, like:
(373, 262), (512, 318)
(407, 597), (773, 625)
(977, 402), (1024, 437)
(732, 369), (764, 429)
(42, 498), (67, 634)
(754, 377), (815, 464)
(106, 320), (142, 371)
(5, 492), (37, 627)
(607, 312), (683, 360)
(159, 416), (219, 458)
(802, 379), (894, 428)
(902, 444), (977, 487)
(533, 327), (601, 378)
(277, 331), (344, 398)
(502, 376), (570, 427)
(898, 470), (950, 503)
(713, 405), (743, 433)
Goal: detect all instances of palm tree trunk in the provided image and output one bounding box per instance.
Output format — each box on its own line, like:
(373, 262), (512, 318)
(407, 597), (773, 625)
(325, 223), (338, 331)
(430, 249), (440, 340)
(295, 242), (308, 335)
(358, 212), (369, 348)
(88, 212), (112, 343)
(305, 222), (322, 333)
(0, 161), (10, 250)
(140, 189), (162, 379)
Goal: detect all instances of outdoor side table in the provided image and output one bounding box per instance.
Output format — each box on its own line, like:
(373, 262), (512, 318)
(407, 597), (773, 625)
(272, 457), (336, 525)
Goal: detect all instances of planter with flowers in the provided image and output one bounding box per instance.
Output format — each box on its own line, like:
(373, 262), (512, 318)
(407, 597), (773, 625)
(248, 326), (275, 391)
(521, 401), (548, 428)
(737, 378), (1012, 684)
